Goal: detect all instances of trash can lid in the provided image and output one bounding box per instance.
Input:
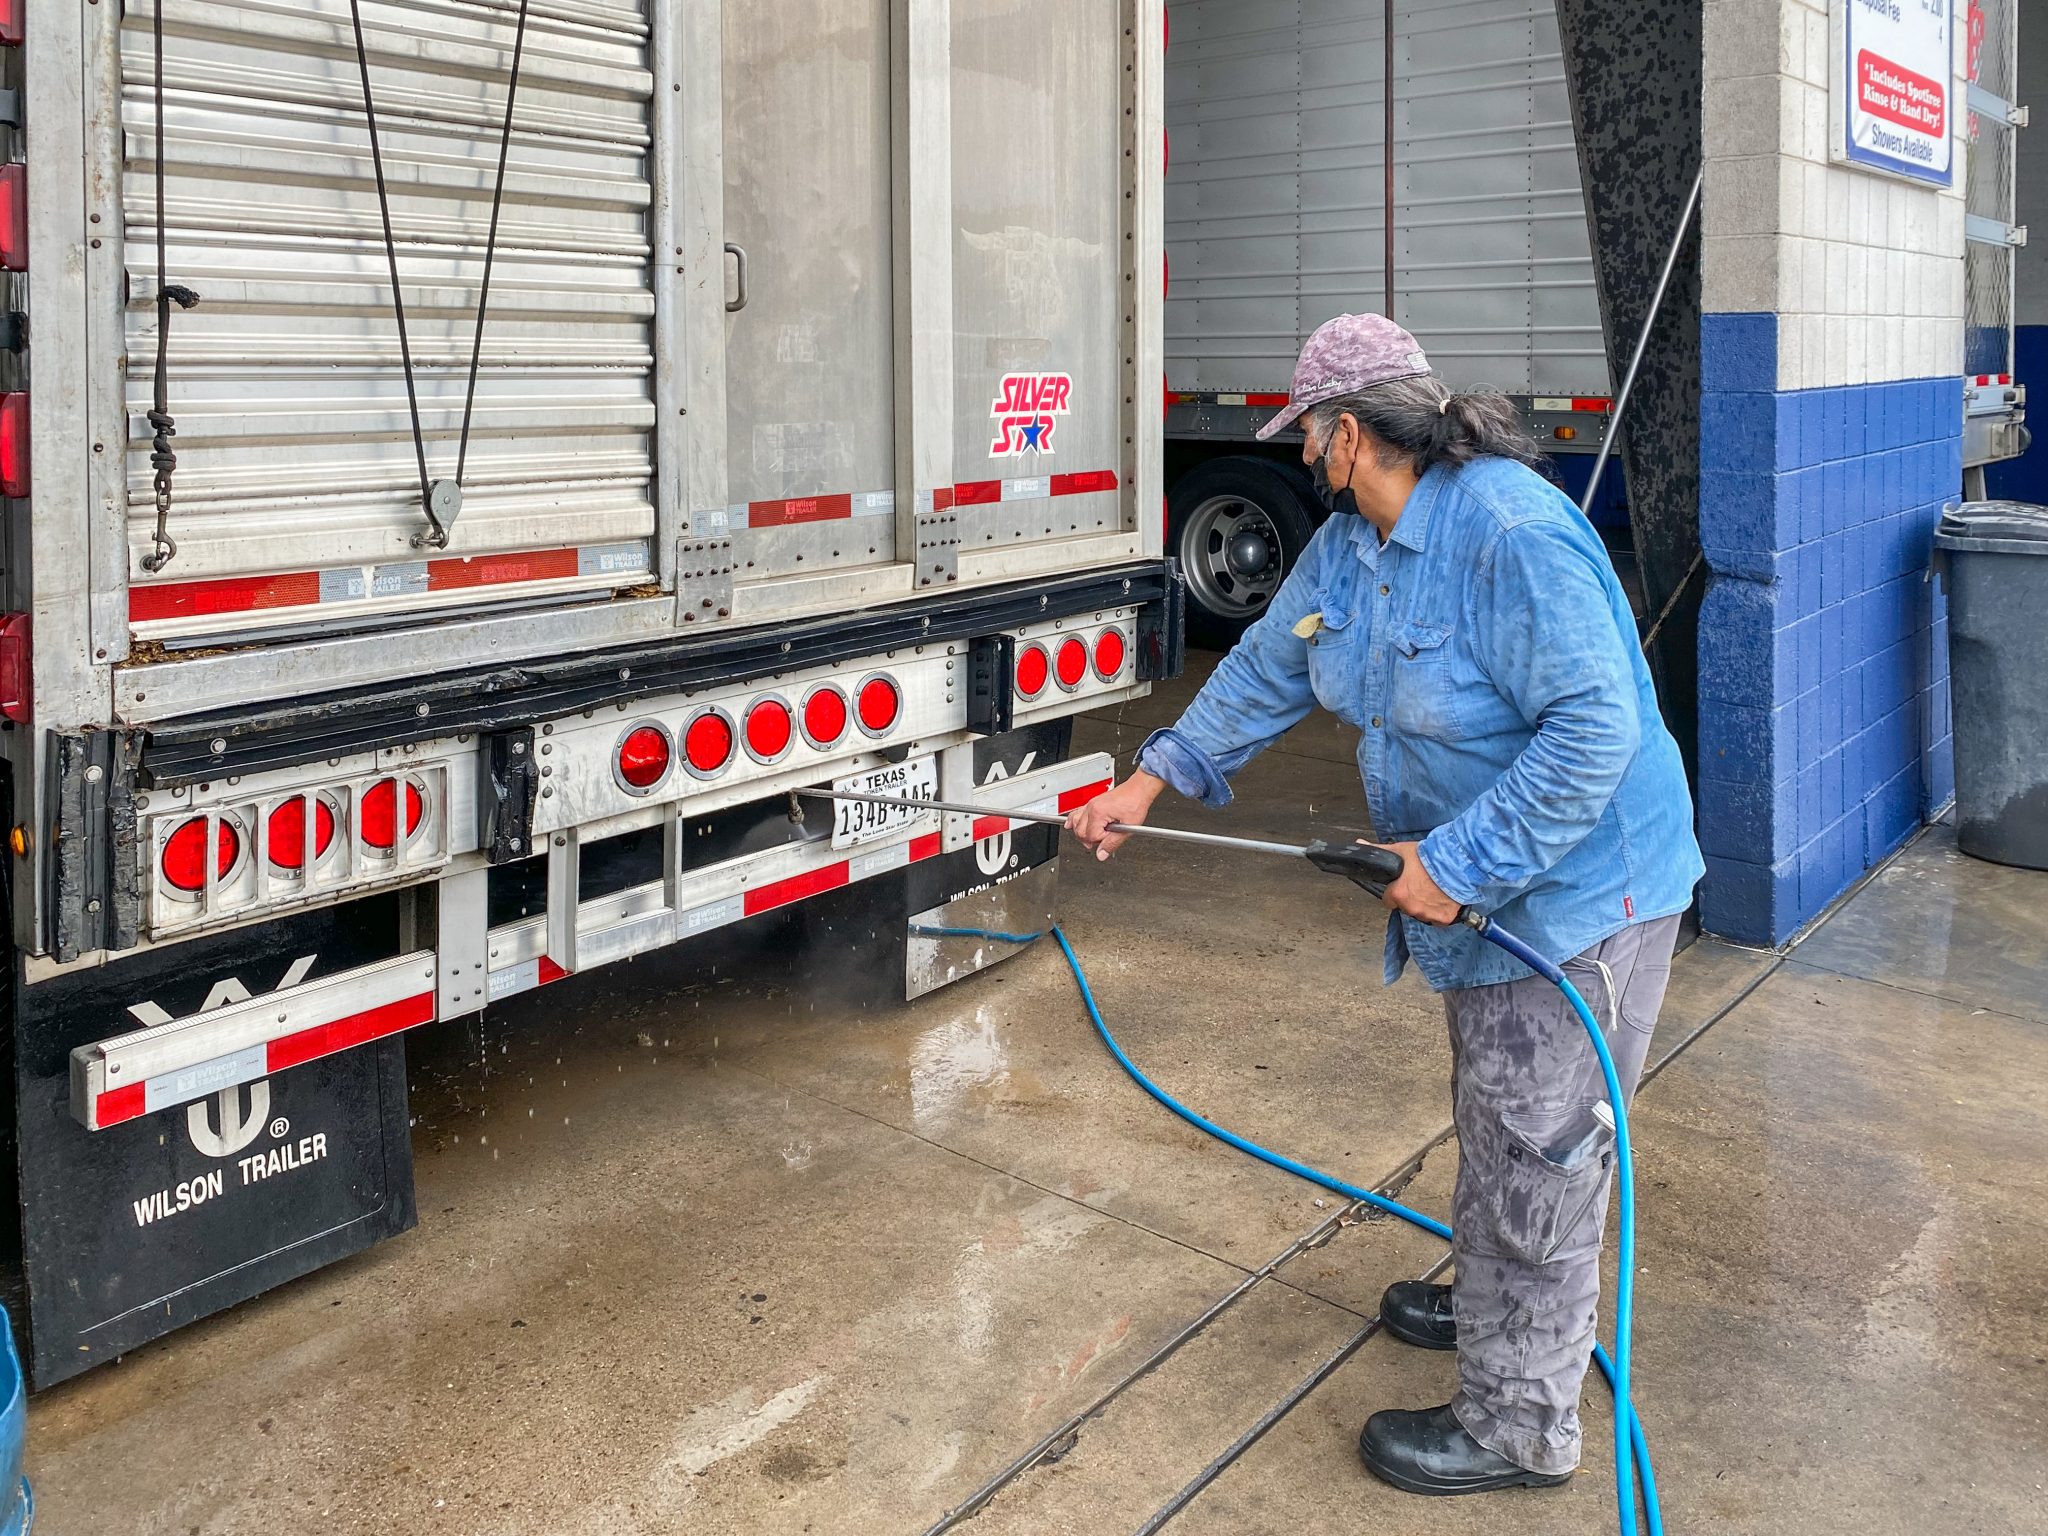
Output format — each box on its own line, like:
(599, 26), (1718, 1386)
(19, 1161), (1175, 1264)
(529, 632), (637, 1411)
(1934, 500), (2048, 554)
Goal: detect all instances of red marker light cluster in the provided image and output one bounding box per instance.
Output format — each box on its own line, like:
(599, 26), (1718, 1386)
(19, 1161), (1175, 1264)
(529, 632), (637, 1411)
(1055, 638), (1089, 690)
(1094, 628), (1128, 679)
(857, 676), (901, 734)
(803, 686), (849, 748)
(1016, 644), (1050, 699)
(616, 724), (673, 792)
(267, 797), (337, 871)
(162, 817), (240, 893)
(684, 710), (735, 776)
(746, 698), (794, 762)
(361, 778), (425, 850)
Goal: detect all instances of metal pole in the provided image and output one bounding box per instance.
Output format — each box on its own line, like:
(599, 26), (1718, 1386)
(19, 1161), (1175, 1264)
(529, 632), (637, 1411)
(795, 788), (1314, 861)
(1383, 0), (1396, 317)
(1580, 165), (1704, 518)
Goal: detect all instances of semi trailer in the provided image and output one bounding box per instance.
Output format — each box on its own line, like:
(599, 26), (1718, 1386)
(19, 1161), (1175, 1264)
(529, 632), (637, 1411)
(1161, 0), (2027, 639)
(0, 0), (1176, 1387)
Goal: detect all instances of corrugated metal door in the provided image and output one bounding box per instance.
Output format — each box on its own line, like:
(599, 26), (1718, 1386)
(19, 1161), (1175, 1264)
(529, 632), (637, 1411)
(1165, 0), (1609, 398)
(122, 0), (662, 641)
(1394, 0), (1606, 394)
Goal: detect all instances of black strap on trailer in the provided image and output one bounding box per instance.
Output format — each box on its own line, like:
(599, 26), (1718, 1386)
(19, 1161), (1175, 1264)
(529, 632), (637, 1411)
(347, 0), (533, 550)
(140, 0), (201, 575)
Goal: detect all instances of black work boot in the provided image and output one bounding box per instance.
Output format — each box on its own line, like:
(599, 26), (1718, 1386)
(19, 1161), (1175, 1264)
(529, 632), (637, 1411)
(1358, 1403), (1573, 1496)
(1378, 1280), (1457, 1350)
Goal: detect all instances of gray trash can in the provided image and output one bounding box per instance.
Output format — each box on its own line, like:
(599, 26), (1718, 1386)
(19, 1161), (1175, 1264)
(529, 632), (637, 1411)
(1934, 501), (2048, 869)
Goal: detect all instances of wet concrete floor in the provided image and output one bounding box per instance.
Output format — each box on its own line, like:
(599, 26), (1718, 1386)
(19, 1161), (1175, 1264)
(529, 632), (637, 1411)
(27, 661), (2048, 1534)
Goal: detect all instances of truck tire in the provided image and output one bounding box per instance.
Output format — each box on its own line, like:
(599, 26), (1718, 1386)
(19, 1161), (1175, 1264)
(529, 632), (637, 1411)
(1170, 457), (1319, 647)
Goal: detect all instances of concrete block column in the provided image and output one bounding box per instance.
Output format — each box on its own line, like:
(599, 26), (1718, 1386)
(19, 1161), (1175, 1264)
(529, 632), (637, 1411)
(1697, 0), (1965, 944)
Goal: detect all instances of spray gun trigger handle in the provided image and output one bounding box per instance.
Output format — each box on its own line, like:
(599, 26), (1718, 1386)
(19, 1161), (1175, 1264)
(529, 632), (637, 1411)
(1304, 839), (1406, 897)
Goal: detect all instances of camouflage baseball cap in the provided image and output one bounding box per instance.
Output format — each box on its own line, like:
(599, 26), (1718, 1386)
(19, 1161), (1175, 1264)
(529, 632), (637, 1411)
(1254, 314), (1434, 441)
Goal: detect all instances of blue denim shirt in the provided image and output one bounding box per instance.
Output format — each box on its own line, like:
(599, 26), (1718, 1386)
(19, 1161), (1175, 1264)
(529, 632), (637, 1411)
(1142, 457), (1703, 991)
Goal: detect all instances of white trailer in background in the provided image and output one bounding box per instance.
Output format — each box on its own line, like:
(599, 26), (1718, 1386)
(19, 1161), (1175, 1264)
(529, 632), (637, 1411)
(1162, 0), (1620, 635)
(0, 0), (1175, 1386)
(1163, 0), (2030, 637)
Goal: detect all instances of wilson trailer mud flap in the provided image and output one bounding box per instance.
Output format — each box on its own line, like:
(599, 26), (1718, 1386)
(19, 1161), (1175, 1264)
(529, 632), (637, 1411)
(11, 895), (419, 1387)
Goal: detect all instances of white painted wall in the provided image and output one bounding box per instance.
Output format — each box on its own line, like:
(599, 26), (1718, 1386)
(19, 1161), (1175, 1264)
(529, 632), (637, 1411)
(1702, 0), (1970, 389)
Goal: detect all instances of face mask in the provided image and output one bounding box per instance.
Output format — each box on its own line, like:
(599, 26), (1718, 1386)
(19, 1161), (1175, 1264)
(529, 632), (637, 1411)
(1312, 447), (1360, 518)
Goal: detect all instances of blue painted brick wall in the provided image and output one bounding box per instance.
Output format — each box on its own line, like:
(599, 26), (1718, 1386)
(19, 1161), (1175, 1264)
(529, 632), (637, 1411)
(1696, 313), (1960, 946)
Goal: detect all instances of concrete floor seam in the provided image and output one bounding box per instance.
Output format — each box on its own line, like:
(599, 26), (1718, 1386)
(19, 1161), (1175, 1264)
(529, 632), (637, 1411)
(1779, 956), (2046, 1026)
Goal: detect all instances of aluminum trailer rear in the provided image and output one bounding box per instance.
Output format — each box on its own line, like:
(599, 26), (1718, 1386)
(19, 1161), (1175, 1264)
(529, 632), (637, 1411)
(0, 0), (1175, 1387)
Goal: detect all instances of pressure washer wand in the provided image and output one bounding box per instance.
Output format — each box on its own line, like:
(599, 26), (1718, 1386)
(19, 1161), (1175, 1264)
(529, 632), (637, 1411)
(796, 788), (1410, 896)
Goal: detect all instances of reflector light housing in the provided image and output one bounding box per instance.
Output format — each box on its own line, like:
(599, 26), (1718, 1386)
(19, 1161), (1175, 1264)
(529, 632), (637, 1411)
(0, 392), (27, 498)
(856, 675), (901, 735)
(1054, 638), (1089, 690)
(266, 798), (337, 871)
(360, 779), (424, 850)
(0, 165), (19, 272)
(0, 2), (18, 47)
(801, 686), (849, 749)
(1094, 629), (1127, 680)
(615, 724), (673, 794)
(163, 817), (240, 894)
(683, 709), (736, 777)
(744, 697), (794, 763)
(1015, 644), (1050, 698)
(0, 611), (26, 724)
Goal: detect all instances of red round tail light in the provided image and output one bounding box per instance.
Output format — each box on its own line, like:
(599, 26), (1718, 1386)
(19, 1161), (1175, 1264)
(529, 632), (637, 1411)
(1016, 644), (1050, 698)
(802, 686), (849, 747)
(267, 797), (337, 870)
(163, 816), (240, 893)
(745, 698), (794, 761)
(361, 779), (425, 850)
(856, 675), (901, 734)
(684, 710), (735, 776)
(1094, 628), (1128, 679)
(1055, 637), (1089, 689)
(616, 724), (673, 792)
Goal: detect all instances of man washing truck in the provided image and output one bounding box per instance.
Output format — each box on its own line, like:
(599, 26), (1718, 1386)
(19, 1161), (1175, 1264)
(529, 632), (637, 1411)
(1071, 314), (1704, 1495)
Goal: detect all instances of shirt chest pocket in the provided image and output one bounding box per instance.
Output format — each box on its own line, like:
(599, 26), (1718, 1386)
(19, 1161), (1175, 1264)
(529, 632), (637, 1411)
(1303, 600), (1364, 725)
(1388, 620), (1466, 741)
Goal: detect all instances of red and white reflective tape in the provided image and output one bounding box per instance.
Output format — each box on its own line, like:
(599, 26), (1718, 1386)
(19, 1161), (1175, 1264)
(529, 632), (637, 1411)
(1530, 397), (1614, 414)
(697, 474), (1120, 528)
(1165, 391), (1291, 409)
(924, 470), (1120, 514)
(80, 955), (438, 1131)
(707, 489), (896, 534)
(966, 778), (1110, 842)
(130, 542), (652, 625)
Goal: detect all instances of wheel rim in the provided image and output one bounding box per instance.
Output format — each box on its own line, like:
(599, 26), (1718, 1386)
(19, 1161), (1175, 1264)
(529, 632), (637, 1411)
(1180, 495), (1286, 619)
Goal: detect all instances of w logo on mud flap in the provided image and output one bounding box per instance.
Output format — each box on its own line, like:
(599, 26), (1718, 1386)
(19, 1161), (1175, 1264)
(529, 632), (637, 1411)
(186, 1082), (271, 1158)
(976, 755), (1037, 875)
(126, 954), (316, 1159)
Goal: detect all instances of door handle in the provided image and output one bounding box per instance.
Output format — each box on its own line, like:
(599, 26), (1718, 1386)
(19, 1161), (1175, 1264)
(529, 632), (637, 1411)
(725, 242), (750, 313)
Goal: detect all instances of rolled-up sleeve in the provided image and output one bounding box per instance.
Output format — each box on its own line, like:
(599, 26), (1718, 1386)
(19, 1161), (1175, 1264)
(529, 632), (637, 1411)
(1418, 520), (1640, 909)
(1134, 524), (1336, 807)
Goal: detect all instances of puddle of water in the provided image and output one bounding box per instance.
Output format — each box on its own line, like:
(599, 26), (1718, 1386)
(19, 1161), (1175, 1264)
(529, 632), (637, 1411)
(909, 1005), (1010, 1130)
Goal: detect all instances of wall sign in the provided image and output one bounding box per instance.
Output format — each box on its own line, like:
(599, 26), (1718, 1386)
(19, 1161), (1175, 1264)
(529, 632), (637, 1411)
(1835, 0), (1957, 187)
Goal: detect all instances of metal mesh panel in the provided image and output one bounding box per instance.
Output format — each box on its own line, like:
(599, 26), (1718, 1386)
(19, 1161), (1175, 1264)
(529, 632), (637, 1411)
(1965, 242), (2014, 377)
(1963, 0), (2017, 377)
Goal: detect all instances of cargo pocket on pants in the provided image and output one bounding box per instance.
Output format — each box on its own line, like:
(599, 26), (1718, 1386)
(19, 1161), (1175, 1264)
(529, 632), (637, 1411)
(1489, 1105), (1616, 1266)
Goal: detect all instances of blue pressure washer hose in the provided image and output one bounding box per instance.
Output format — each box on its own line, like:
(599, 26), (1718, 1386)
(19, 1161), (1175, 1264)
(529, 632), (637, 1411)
(1036, 920), (1660, 1535)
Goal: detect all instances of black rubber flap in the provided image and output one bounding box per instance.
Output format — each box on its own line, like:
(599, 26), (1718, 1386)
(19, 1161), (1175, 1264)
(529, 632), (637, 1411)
(1935, 500), (2048, 554)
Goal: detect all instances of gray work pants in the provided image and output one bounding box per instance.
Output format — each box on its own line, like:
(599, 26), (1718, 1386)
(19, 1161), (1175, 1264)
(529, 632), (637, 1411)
(1445, 914), (1682, 1476)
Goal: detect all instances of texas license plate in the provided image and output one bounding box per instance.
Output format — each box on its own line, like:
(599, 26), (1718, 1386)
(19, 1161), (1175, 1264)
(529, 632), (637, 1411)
(829, 758), (940, 850)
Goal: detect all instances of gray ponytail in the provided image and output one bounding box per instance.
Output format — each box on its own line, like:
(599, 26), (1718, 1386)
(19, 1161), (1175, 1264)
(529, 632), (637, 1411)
(1310, 374), (1541, 475)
